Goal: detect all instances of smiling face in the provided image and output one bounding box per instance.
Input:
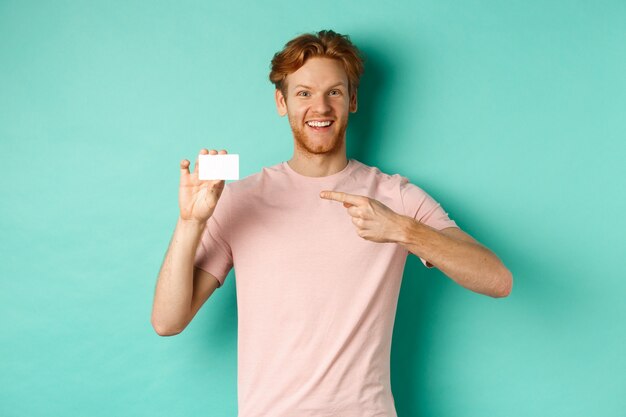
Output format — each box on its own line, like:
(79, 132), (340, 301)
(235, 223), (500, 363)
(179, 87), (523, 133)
(275, 57), (358, 156)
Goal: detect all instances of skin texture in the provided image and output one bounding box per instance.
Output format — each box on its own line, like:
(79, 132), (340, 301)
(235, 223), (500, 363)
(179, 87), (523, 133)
(275, 57), (357, 178)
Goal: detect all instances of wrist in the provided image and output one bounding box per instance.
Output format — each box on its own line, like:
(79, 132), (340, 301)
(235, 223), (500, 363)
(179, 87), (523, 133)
(387, 214), (414, 244)
(397, 215), (430, 247)
(177, 216), (208, 232)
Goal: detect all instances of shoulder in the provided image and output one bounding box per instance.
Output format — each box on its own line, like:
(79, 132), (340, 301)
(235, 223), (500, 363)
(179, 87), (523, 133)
(350, 159), (410, 189)
(349, 160), (437, 216)
(353, 160), (427, 192)
(347, 160), (416, 213)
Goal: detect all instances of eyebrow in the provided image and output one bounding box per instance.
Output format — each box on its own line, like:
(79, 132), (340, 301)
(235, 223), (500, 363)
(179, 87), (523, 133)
(294, 82), (347, 90)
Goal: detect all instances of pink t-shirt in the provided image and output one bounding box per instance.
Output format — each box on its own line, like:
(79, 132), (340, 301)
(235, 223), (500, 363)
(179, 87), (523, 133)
(194, 159), (458, 417)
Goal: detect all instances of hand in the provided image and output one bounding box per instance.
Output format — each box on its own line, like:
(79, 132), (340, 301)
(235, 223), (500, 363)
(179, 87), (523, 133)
(179, 149), (228, 223)
(320, 190), (407, 243)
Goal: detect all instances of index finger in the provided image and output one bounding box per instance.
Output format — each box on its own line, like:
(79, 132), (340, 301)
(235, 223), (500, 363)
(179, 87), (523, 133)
(320, 190), (365, 205)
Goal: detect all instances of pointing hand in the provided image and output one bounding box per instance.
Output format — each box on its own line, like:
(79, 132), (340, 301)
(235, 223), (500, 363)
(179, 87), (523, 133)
(319, 190), (408, 243)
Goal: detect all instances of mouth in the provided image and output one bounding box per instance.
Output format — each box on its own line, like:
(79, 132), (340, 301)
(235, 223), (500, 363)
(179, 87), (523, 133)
(305, 119), (334, 132)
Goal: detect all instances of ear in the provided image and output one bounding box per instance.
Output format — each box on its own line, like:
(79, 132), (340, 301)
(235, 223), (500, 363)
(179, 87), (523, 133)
(275, 89), (288, 116)
(349, 89), (358, 113)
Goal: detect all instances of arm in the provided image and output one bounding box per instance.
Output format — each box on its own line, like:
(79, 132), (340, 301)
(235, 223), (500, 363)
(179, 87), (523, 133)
(320, 191), (513, 298)
(151, 148), (227, 336)
(395, 220), (512, 298)
(151, 219), (221, 336)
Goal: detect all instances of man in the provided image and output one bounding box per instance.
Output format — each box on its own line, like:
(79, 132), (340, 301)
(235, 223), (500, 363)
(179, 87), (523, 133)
(152, 30), (512, 417)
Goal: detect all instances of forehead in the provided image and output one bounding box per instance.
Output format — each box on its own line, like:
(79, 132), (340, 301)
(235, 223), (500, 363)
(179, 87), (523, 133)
(285, 57), (348, 91)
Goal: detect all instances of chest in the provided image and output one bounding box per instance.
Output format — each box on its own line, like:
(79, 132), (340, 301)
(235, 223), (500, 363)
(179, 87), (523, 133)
(229, 189), (400, 273)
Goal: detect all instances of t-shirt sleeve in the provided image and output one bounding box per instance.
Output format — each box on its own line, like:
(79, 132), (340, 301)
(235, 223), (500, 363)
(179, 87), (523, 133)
(193, 185), (234, 288)
(399, 177), (459, 269)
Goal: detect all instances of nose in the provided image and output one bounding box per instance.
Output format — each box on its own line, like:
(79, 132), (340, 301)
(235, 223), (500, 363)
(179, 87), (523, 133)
(311, 93), (332, 114)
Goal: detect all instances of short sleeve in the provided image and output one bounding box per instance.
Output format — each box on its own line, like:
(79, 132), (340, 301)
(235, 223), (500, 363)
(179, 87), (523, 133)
(193, 185), (234, 288)
(400, 177), (459, 269)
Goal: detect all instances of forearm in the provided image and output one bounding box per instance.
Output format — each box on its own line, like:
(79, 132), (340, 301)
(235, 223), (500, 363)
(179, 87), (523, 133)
(395, 217), (512, 298)
(151, 217), (206, 334)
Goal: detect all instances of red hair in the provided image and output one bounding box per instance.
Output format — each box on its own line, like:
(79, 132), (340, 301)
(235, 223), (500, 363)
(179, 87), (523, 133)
(269, 30), (365, 96)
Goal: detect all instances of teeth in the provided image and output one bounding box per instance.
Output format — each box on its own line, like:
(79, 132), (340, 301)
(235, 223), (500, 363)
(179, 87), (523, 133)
(307, 120), (332, 127)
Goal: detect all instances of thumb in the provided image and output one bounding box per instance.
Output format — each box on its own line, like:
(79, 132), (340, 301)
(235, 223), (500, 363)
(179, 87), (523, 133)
(180, 159), (191, 175)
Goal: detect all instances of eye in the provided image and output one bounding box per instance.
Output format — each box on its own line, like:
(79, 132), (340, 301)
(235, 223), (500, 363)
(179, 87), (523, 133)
(329, 90), (341, 96)
(297, 91), (310, 97)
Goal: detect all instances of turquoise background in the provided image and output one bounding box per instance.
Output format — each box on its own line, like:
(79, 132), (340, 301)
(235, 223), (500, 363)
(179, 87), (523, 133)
(1, 0), (624, 416)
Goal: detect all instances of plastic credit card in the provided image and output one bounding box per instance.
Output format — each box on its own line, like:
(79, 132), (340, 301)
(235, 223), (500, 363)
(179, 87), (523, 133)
(198, 154), (239, 180)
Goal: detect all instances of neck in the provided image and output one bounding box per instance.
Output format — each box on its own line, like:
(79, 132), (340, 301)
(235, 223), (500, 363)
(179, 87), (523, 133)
(287, 151), (348, 178)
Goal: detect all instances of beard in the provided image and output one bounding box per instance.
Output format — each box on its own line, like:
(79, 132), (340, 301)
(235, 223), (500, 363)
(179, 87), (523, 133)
(289, 117), (348, 156)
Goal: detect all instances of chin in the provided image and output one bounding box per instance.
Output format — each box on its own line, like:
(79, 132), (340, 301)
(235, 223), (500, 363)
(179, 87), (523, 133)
(296, 136), (343, 155)
(291, 125), (346, 156)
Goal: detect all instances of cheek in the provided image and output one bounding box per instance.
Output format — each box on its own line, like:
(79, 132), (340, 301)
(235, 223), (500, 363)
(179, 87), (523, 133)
(333, 102), (350, 114)
(296, 109), (307, 119)
(287, 106), (305, 119)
